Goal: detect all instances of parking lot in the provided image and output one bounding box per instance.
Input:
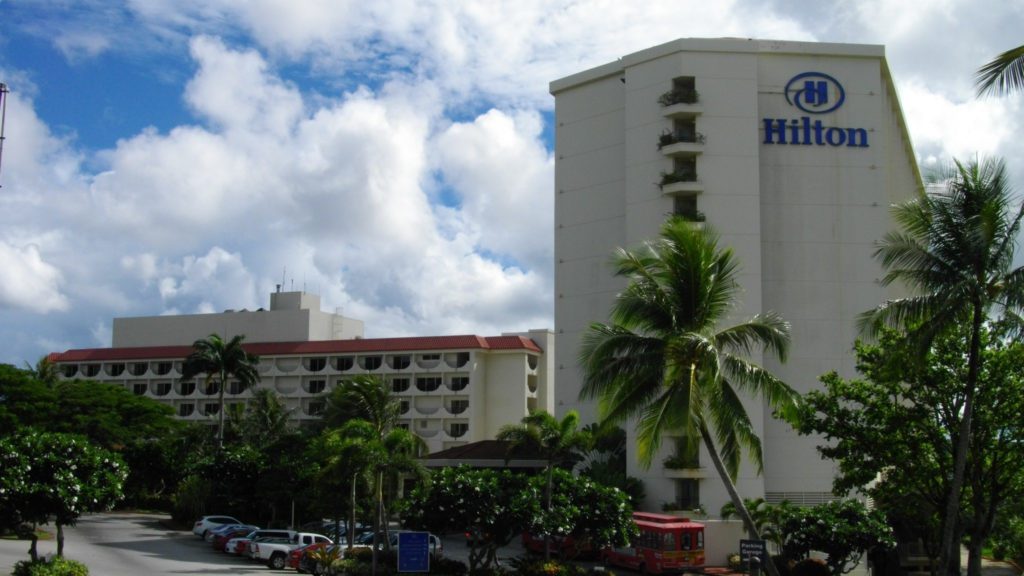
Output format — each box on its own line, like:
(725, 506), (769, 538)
(0, 512), (528, 575)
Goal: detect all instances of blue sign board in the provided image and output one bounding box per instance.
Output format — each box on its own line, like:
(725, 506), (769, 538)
(763, 71), (869, 148)
(397, 531), (430, 573)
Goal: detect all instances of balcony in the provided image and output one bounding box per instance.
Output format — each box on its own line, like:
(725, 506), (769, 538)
(659, 87), (702, 119)
(658, 130), (705, 157)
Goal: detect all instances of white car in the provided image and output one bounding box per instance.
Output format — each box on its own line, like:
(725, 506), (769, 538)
(192, 515), (243, 538)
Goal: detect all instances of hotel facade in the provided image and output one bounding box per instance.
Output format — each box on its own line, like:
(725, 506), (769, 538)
(50, 290), (555, 454)
(551, 38), (919, 515)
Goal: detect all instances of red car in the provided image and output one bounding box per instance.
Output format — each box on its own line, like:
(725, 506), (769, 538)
(289, 542), (328, 570)
(213, 527), (257, 552)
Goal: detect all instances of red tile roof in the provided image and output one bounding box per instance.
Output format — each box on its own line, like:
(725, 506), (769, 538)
(50, 334), (542, 362)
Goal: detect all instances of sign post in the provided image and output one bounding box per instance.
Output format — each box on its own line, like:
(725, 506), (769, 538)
(740, 539), (767, 573)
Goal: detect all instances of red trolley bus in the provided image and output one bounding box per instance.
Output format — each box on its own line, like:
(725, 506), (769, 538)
(603, 512), (705, 574)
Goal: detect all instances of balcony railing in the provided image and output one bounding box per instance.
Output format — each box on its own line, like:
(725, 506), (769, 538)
(659, 170), (698, 188)
(658, 130), (705, 149)
(658, 88), (699, 107)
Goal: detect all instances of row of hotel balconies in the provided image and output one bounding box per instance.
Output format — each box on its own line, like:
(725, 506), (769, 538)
(58, 351), (485, 380)
(170, 398), (471, 439)
(657, 76), (706, 224)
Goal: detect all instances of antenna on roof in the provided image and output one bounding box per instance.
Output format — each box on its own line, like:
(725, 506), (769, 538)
(0, 83), (8, 188)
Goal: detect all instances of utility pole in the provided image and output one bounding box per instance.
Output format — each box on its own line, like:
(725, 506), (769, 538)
(0, 82), (8, 187)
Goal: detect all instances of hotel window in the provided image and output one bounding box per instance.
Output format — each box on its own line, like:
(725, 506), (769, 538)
(308, 401), (325, 416)
(674, 479), (700, 510)
(449, 423), (469, 438)
(153, 382), (172, 396)
(178, 404), (195, 417)
(390, 355), (411, 369)
(203, 403), (220, 416)
(131, 383), (148, 396)
(109, 363), (125, 377)
(130, 362), (147, 376)
(391, 378), (411, 393)
(400, 400), (410, 415)
(307, 357), (326, 372)
(449, 399), (469, 414)
(155, 362), (172, 375)
(227, 381), (247, 395)
(416, 377), (442, 392)
(62, 365), (78, 378)
(83, 365), (100, 377)
(178, 381), (196, 396)
(335, 356), (354, 371)
(361, 355), (383, 370)
(307, 379), (326, 394)
(397, 422), (409, 431)
(450, 376), (469, 391)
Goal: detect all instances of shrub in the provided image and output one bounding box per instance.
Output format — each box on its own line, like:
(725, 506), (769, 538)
(791, 558), (830, 576)
(13, 558), (90, 576)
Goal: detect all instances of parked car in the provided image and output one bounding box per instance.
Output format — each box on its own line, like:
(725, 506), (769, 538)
(212, 526), (260, 551)
(288, 541), (328, 570)
(224, 528), (295, 555)
(192, 515), (242, 538)
(349, 531), (443, 557)
(251, 532), (332, 569)
(206, 523), (257, 543)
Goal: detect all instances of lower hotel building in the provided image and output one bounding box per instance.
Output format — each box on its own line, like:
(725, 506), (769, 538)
(49, 289), (554, 454)
(551, 38), (919, 516)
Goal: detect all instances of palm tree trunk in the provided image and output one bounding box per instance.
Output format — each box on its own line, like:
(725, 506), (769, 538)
(940, 307), (983, 576)
(349, 473), (357, 549)
(545, 464), (553, 562)
(700, 427), (780, 576)
(218, 371), (227, 448)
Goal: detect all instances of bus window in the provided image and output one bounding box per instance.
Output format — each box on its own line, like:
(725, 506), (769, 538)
(682, 532), (691, 550)
(663, 532), (676, 551)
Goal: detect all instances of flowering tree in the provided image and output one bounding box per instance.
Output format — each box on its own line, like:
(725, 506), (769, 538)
(778, 500), (895, 576)
(0, 430), (127, 559)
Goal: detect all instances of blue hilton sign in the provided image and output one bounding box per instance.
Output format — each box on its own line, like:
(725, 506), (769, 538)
(763, 72), (869, 148)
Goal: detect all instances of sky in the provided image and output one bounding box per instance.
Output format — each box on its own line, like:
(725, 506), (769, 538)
(0, 0), (1021, 365)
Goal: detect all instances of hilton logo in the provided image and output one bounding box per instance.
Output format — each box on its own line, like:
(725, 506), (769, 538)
(763, 71), (868, 148)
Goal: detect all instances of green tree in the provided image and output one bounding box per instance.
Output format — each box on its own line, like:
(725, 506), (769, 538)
(858, 157), (1024, 576)
(778, 500), (895, 576)
(322, 375), (425, 570)
(579, 217), (797, 576)
(402, 466), (532, 571)
(0, 431), (127, 559)
(579, 424), (646, 508)
(796, 327), (1024, 576)
(517, 468), (637, 559)
(180, 334), (261, 448)
(976, 44), (1024, 96)
(497, 410), (592, 560)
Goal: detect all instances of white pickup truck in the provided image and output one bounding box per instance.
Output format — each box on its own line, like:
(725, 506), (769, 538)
(250, 532), (333, 569)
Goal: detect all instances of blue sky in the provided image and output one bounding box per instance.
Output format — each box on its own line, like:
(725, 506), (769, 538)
(0, 0), (1021, 365)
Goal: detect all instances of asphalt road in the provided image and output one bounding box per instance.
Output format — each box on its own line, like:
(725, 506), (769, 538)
(1, 512), (298, 575)
(0, 512), (522, 575)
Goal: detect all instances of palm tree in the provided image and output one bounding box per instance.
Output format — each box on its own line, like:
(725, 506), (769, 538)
(497, 410), (592, 560)
(578, 217), (796, 576)
(858, 157), (1024, 576)
(976, 44), (1024, 96)
(180, 333), (260, 448)
(323, 375), (426, 573)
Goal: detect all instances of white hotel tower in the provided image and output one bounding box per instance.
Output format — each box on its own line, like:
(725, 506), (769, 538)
(551, 38), (919, 515)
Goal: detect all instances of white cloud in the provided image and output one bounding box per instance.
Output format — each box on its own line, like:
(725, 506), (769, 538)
(0, 241), (68, 313)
